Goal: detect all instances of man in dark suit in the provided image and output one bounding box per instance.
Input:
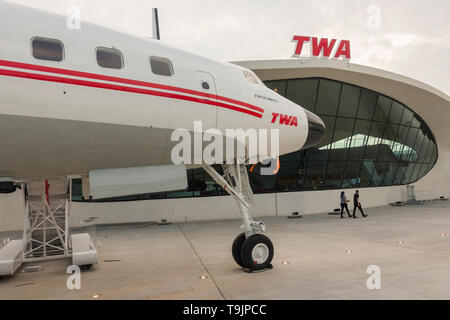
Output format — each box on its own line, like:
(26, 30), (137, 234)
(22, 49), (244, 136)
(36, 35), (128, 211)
(353, 190), (368, 218)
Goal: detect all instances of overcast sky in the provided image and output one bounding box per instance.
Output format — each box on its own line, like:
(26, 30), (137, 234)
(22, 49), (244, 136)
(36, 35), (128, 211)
(8, 0), (450, 95)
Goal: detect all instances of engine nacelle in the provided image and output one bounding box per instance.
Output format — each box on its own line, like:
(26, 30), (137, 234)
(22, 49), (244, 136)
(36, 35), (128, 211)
(88, 165), (187, 200)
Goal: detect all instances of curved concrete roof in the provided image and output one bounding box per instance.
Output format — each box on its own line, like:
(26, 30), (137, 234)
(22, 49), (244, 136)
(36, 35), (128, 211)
(233, 58), (450, 194)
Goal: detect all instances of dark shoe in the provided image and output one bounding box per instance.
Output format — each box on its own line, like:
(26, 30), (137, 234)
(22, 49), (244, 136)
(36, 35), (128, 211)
(353, 216), (357, 219)
(363, 215), (368, 218)
(348, 215), (352, 218)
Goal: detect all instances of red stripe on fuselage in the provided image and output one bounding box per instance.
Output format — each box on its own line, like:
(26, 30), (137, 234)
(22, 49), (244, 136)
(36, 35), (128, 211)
(0, 60), (264, 114)
(0, 68), (263, 118)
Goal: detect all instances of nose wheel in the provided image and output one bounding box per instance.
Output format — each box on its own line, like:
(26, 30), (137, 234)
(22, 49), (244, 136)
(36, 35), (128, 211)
(232, 233), (246, 267)
(204, 164), (275, 272)
(234, 233), (274, 270)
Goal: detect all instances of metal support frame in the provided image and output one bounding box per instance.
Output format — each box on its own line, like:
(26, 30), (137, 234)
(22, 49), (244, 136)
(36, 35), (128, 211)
(22, 178), (71, 262)
(204, 164), (265, 237)
(0, 177), (98, 276)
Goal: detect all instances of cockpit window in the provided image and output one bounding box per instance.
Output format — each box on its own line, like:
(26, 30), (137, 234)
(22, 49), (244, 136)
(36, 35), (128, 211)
(242, 70), (259, 84)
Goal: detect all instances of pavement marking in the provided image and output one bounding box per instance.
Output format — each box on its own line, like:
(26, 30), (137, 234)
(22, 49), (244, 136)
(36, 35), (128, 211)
(14, 282), (35, 287)
(177, 223), (226, 300)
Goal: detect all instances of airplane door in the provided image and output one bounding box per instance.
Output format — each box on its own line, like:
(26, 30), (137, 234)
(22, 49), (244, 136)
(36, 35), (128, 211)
(194, 71), (217, 129)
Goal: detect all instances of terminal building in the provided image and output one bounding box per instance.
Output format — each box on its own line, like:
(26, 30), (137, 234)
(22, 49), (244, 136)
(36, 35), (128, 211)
(1, 58), (450, 231)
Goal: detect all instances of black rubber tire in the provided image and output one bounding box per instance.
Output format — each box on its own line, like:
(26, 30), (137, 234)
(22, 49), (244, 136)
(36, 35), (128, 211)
(240, 234), (274, 270)
(0, 182), (16, 194)
(232, 233), (246, 267)
(80, 264), (92, 271)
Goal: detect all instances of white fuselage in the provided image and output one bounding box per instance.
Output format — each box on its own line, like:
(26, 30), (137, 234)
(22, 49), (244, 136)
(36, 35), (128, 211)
(0, 1), (310, 180)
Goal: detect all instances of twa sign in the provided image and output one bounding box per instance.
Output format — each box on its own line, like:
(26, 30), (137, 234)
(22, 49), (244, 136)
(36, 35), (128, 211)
(292, 36), (351, 60)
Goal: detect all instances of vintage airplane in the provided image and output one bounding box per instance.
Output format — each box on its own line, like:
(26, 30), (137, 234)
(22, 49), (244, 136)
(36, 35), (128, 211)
(0, 1), (325, 271)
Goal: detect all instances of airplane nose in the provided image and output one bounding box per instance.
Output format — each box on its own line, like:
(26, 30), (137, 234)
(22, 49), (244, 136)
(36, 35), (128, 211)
(303, 109), (326, 149)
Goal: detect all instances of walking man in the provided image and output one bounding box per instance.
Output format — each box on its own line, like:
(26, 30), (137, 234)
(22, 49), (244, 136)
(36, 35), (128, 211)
(340, 191), (351, 218)
(353, 190), (368, 218)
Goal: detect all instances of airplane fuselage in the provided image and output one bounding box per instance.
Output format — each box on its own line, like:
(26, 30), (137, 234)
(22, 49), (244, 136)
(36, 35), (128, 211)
(0, 2), (311, 180)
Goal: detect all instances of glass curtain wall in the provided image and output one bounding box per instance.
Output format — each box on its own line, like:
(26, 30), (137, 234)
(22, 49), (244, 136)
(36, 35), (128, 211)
(263, 78), (438, 192)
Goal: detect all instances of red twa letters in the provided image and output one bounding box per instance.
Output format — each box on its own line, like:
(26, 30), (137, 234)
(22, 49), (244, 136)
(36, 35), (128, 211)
(271, 113), (298, 127)
(292, 36), (351, 60)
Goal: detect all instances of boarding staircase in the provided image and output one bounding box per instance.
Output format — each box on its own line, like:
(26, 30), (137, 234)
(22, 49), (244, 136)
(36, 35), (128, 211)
(0, 178), (98, 276)
(23, 179), (70, 260)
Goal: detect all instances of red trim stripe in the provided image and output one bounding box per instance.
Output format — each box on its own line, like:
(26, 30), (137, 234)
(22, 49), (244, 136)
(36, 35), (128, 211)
(0, 68), (263, 118)
(0, 60), (264, 114)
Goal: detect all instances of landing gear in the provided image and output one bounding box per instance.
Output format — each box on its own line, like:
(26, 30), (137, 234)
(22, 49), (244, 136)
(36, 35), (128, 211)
(232, 233), (274, 270)
(80, 264), (93, 271)
(204, 164), (274, 271)
(232, 233), (246, 267)
(0, 179), (17, 193)
(241, 234), (274, 270)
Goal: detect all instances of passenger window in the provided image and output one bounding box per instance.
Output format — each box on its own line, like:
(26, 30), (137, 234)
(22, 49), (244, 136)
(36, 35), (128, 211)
(32, 37), (64, 62)
(96, 47), (123, 69)
(150, 57), (174, 76)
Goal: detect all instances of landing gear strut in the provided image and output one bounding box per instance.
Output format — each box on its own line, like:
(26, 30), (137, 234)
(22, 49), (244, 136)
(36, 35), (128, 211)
(204, 164), (274, 271)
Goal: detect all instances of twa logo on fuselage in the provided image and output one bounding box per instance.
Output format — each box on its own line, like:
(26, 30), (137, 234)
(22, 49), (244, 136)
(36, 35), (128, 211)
(271, 113), (298, 127)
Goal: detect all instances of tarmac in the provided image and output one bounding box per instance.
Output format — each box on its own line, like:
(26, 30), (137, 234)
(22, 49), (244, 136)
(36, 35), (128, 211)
(1, 202), (450, 300)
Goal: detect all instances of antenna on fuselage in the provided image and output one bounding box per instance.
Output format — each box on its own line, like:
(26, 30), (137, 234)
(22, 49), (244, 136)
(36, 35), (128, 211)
(152, 8), (160, 40)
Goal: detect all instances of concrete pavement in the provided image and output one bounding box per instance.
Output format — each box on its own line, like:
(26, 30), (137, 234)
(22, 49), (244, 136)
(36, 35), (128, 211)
(1, 203), (450, 299)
